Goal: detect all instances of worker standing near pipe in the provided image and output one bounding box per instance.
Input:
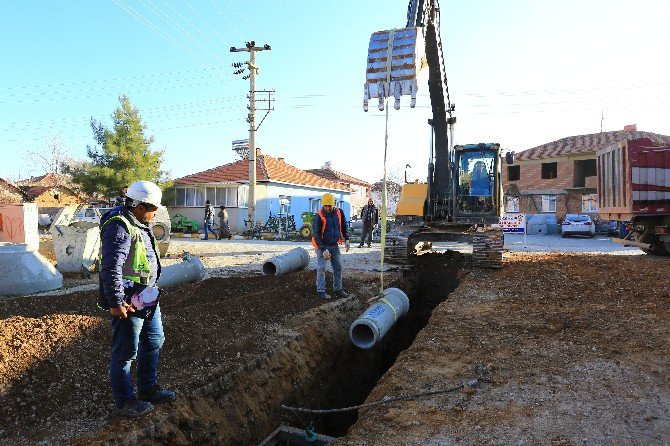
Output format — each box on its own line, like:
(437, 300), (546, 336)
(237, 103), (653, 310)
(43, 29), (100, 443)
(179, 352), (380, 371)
(98, 181), (176, 418)
(312, 192), (350, 300)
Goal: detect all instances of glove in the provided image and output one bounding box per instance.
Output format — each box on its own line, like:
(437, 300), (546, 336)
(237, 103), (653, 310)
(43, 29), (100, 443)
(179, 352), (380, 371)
(322, 249), (331, 261)
(345, 240), (350, 252)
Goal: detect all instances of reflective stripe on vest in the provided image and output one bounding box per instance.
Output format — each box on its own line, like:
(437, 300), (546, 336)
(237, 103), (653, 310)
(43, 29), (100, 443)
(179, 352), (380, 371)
(100, 215), (153, 285)
(311, 208), (343, 248)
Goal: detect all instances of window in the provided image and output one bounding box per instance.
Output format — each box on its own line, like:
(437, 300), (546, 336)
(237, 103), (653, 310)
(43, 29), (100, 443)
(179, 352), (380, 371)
(176, 188), (186, 206)
(310, 198), (321, 213)
(194, 188), (205, 207)
(504, 196), (520, 213)
(541, 195), (556, 213)
(237, 186), (248, 208)
(507, 165), (520, 181)
(541, 162), (558, 179)
(225, 189), (236, 207)
(573, 159), (597, 187)
(582, 193), (598, 212)
(216, 187), (227, 206)
(206, 187), (216, 205)
(279, 195), (291, 214)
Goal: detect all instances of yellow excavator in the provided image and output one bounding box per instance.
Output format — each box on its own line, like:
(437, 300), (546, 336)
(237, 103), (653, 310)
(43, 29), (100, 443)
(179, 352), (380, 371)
(364, 0), (512, 268)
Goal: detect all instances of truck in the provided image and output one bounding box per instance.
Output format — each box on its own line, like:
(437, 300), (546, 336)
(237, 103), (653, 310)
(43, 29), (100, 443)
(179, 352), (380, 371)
(363, 0), (511, 268)
(597, 137), (670, 255)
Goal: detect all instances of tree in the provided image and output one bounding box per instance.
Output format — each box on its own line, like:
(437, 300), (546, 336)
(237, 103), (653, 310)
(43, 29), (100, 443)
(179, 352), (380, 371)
(68, 95), (170, 202)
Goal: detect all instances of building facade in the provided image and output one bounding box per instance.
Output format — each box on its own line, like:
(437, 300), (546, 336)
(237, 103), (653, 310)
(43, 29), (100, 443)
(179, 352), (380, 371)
(171, 151), (351, 233)
(306, 162), (371, 219)
(503, 129), (670, 222)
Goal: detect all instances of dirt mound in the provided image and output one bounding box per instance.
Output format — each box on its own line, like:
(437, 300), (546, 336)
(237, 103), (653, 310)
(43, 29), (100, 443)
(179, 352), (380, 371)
(0, 269), (381, 445)
(334, 253), (670, 445)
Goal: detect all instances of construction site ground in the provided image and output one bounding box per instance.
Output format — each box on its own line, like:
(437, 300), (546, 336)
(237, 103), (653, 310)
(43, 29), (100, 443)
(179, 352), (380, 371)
(1, 236), (668, 445)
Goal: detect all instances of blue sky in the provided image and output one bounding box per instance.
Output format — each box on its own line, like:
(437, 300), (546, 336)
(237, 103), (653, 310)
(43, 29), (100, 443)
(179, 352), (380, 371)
(2, 0), (669, 185)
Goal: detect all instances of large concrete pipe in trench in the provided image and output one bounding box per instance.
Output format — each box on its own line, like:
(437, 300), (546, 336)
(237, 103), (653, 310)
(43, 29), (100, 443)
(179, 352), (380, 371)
(156, 253), (206, 288)
(0, 243), (63, 295)
(349, 287), (410, 349)
(262, 247), (310, 276)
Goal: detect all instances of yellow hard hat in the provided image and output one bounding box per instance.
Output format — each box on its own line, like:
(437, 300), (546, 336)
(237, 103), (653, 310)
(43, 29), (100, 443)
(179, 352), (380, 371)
(322, 193), (335, 206)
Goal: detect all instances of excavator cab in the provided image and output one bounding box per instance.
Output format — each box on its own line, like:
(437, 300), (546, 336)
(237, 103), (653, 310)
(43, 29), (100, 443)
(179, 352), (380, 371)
(453, 144), (504, 222)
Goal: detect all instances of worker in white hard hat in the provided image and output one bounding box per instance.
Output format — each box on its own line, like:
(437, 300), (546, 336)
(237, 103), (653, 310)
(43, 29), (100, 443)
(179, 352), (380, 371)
(311, 192), (350, 300)
(98, 180), (176, 417)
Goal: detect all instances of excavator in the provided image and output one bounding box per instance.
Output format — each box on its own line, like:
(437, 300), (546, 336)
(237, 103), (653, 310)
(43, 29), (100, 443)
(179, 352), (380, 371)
(363, 0), (511, 268)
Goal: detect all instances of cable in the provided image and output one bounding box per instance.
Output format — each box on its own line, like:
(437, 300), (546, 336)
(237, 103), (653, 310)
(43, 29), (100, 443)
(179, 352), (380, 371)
(158, 0), (229, 55)
(281, 378), (481, 415)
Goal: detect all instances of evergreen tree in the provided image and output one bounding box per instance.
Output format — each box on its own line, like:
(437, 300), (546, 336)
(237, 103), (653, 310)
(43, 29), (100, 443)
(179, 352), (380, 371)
(69, 95), (171, 202)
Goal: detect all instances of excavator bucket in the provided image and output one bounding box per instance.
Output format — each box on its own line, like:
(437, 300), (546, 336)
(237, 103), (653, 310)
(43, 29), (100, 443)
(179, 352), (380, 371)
(363, 27), (426, 112)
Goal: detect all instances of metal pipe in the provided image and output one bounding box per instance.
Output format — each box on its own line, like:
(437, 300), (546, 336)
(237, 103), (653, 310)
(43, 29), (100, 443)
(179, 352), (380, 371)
(349, 287), (410, 349)
(156, 253), (206, 288)
(262, 247), (310, 276)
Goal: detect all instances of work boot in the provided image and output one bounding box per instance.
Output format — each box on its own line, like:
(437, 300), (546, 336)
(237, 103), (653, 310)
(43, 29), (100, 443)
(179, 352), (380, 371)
(317, 292), (331, 300)
(334, 289), (349, 298)
(139, 385), (177, 405)
(367, 244), (371, 248)
(357, 244), (363, 248)
(118, 398), (154, 418)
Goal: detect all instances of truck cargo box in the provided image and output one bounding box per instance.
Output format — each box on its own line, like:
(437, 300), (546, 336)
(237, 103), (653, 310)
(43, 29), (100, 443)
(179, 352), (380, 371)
(598, 138), (670, 221)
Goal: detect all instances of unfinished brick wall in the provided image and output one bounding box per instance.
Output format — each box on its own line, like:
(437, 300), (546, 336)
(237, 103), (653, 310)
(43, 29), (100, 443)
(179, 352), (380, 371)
(503, 159), (599, 221)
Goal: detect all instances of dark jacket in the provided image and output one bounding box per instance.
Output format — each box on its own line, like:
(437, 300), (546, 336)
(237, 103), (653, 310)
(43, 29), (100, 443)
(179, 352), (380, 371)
(312, 207), (349, 249)
(98, 206), (161, 309)
(204, 204), (214, 223)
(360, 204), (379, 225)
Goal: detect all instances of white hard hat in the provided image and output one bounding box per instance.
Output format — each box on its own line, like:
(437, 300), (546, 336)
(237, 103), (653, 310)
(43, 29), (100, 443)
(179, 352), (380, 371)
(125, 180), (162, 208)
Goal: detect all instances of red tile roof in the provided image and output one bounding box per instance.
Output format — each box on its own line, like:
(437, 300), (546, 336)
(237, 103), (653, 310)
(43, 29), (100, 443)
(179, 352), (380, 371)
(19, 186), (51, 200)
(0, 178), (27, 198)
(305, 168), (371, 187)
(516, 130), (670, 161)
(174, 155), (349, 191)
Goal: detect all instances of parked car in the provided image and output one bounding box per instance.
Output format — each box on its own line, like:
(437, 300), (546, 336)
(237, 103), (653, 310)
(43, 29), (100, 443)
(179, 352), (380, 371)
(607, 220), (619, 236)
(75, 207), (113, 224)
(561, 214), (595, 238)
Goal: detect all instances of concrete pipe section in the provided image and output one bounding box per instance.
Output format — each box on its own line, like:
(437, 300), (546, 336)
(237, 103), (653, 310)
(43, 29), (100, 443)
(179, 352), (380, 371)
(0, 243), (63, 295)
(49, 205), (101, 273)
(156, 253), (206, 288)
(350, 287), (410, 349)
(262, 247), (310, 276)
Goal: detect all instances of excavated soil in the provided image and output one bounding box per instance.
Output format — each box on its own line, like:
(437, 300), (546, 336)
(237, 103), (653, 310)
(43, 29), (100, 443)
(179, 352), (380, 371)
(3, 250), (669, 445)
(335, 253), (670, 445)
(0, 269), (383, 445)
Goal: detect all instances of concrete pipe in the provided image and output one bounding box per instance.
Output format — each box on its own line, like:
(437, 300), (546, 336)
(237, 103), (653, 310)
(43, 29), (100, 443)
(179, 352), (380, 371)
(262, 247), (310, 276)
(349, 287), (410, 349)
(156, 253), (206, 288)
(0, 243), (63, 296)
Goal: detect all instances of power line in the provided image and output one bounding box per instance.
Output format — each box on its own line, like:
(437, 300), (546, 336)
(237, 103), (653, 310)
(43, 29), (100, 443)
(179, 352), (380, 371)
(206, 0), (244, 40)
(158, 0), (229, 56)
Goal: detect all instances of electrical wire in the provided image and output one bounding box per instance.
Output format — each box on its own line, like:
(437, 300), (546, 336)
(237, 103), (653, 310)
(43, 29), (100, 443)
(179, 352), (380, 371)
(158, 0), (229, 55)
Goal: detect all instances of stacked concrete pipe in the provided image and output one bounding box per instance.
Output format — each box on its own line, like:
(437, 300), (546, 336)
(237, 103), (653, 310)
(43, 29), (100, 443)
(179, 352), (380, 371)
(349, 287), (410, 349)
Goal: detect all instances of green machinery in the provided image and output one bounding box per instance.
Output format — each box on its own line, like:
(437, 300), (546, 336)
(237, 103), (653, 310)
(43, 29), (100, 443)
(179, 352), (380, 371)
(299, 211), (316, 239)
(171, 214), (199, 233)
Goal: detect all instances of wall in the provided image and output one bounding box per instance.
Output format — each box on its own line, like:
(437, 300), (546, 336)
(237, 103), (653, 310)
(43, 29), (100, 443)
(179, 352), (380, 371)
(32, 188), (82, 206)
(0, 204), (39, 250)
(349, 184), (370, 218)
(266, 183), (351, 227)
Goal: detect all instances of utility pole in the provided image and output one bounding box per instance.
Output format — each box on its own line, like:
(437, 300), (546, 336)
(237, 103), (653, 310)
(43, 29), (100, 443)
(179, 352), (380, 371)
(231, 41), (272, 228)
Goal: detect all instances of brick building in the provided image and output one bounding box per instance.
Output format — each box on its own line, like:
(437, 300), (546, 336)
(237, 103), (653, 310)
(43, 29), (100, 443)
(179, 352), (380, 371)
(503, 128), (670, 222)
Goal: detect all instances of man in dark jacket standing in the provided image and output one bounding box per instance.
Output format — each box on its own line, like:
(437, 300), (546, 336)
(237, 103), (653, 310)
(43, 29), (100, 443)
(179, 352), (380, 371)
(99, 181), (176, 417)
(358, 198), (379, 248)
(311, 193), (350, 299)
(203, 199), (218, 240)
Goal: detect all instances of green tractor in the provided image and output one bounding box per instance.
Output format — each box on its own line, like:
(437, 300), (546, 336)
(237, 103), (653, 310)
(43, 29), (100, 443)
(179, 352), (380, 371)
(171, 214), (199, 233)
(299, 211), (316, 240)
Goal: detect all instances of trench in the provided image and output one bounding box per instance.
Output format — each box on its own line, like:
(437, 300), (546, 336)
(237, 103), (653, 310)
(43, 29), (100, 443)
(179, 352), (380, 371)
(78, 251), (466, 446)
(270, 251), (467, 443)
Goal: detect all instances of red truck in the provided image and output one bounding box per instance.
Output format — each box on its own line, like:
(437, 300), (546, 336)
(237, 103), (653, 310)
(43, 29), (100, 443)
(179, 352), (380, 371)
(598, 138), (670, 255)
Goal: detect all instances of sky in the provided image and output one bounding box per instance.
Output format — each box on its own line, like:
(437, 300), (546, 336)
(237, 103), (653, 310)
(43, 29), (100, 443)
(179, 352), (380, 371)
(2, 0), (670, 185)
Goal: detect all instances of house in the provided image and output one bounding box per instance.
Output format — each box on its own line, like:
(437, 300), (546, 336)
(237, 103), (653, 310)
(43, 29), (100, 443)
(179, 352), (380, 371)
(18, 185), (83, 206)
(306, 162), (371, 219)
(0, 178), (27, 205)
(503, 127), (670, 222)
(171, 150), (351, 233)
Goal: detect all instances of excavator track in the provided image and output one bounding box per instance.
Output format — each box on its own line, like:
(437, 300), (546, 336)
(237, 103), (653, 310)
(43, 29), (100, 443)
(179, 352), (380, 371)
(383, 229), (418, 264)
(472, 229), (504, 269)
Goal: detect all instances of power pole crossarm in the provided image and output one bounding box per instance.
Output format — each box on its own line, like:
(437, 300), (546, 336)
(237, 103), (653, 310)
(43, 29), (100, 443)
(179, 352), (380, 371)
(230, 41), (271, 228)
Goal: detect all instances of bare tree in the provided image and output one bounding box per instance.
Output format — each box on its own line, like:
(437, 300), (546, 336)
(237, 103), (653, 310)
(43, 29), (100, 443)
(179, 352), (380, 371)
(22, 136), (76, 187)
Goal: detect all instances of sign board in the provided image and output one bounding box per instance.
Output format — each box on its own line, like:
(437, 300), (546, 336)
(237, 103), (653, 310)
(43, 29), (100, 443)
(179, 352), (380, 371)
(501, 214), (526, 234)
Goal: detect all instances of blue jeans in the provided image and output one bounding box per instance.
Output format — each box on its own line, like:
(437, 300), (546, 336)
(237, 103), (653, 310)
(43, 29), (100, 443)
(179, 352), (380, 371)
(316, 245), (342, 293)
(204, 221), (217, 240)
(110, 304), (165, 408)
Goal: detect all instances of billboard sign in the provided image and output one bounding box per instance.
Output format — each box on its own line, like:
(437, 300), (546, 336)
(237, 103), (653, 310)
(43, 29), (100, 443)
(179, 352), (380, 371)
(501, 214), (526, 234)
